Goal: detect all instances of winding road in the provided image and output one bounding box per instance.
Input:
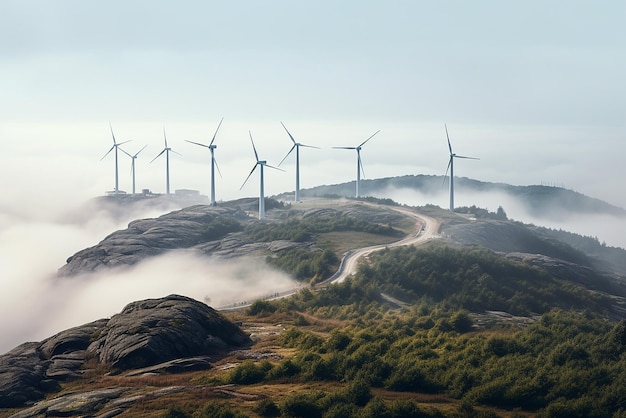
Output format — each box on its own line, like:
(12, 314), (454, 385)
(324, 204), (440, 284)
(218, 202), (440, 310)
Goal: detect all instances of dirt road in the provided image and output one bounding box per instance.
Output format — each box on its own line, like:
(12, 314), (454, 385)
(327, 205), (440, 284)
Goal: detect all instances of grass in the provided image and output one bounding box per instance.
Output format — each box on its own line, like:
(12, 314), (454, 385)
(317, 231), (402, 255)
(0, 308), (542, 418)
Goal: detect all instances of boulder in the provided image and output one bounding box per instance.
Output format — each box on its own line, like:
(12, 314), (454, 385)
(88, 295), (251, 370)
(0, 343), (48, 408)
(58, 205), (247, 277)
(0, 295), (250, 408)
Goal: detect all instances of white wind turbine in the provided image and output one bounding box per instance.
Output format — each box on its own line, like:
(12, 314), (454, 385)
(120, 144), (148, 195)
(101, 122), (131, 194)
(333, 130), (380, 198)
(240, 131), (283, 220)
(150, 127), (181, 195)
(278, 122), (319, 203)
(443, 124), (479, 212)
(185, 117), (224, 205)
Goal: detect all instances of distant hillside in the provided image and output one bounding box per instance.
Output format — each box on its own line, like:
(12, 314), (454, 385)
(290, 174), (626, 218)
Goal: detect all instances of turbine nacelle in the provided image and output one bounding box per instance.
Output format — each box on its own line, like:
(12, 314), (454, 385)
(442, 124), (479, 212)
(333, 130), (380, 197)
(185, 118), (224, 205)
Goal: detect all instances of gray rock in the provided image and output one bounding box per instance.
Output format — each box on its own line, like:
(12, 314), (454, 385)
(8, 387), (128, 418)
(125, 356), (212, 376)
(88, 295), (251, 371)
(0, 343), (47, 408)
(0, 295), (250, 409)
(58, 205), (248, 277)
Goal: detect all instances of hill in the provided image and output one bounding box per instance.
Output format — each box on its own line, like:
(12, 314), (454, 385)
(289, 174), (626, 219)
(4, 195), (626, 416)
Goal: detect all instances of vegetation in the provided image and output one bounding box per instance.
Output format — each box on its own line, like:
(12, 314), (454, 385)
(12, 197), (626, 418)
(267, 248), (339, 283)
(245, 211), (403, 243)
(455, 205), (508, 221)
(199, 216), (242, 242)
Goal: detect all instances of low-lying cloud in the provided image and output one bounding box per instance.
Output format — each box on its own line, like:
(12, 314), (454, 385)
(377, 186), (626, 249)
(0, 200), (298, 355)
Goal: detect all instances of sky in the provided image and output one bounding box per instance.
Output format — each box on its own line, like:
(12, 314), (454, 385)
(1, 1), (625, 352)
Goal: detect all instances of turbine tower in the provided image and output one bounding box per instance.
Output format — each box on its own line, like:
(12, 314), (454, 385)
(101, 122), (130, 194)
(240, 131), (283, 220)
(185, 117), (224, 205)
(443, 124), (479, 212)
(278, 121), (319, 203)
(120, 144), (147, 194)
(333, 130), (380, 198)
(150, 127), (181, 195)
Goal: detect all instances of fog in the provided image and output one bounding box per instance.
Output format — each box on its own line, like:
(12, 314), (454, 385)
(377, 186), (626, 249)
(0, 194), (298, 355)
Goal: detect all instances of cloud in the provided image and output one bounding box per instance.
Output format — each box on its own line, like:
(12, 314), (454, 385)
(0, 242), (298, 354)
(377, 185), (626, 250)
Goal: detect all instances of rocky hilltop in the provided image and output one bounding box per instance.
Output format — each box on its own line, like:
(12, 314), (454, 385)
(0, 295), (251, 409)
(58, 199), (407, 277)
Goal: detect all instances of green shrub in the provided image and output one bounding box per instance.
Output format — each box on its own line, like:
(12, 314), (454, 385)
(192, 400), (247, 418)
(254, 399), (280, 417)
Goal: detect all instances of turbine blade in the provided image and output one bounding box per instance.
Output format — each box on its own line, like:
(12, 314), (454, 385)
(442, 158), (452, 185)
(117, 140), (131, 146)
(119, 147), (132, 158)
(332, 146), (357, 150)
(280, 121), (297, 145)
(249, 131), (260, 162)
(150, 149), (166, 163)
(186, 139), (209, 148)
(171, 149), (183, 157)
(358, 153), (366, 178)
(278, 144), (296, 167)
(240, 163), (258, 190)
(214, 157), (223, 178)
(109, 122), (117, 145)
(163, 126), (168, 148)
(358, 129), (380, 148)
(209, 117), (224, 146)
(445, 124), (453, 155)
(134, 144), (148, 157)
(455, 155), (480, 160)
(265, 163), (285, 172)
(300, 143), (320, 149)
(100, 145), (115, 161)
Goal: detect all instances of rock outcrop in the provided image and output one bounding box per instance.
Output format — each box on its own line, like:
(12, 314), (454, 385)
(58, 205), (250, 277)
(89, 295), (250, 370)
(0, 295), (250, 408)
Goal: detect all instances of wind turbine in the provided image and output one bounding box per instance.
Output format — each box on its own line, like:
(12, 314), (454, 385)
(333, 130), (380, 198)
(101, 122), (131, 194)
(150, 127), (181, 195)
(185, 117), (224, 205)
(443, 124), (479, 212)
(240, 131), (283, 220)
(278, 122), (319, 203)
(120, 144), (148, 195)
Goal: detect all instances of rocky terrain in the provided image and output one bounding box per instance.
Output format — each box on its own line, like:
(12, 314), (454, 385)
(0, 295), (251, 410)
(58, 199), (407, 277)
(5, 195), (626, 416)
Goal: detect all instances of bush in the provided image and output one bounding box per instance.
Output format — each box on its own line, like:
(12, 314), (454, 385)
(281, 393), (322, 418)
(192, 400), (247, 418)
(228, 360), (272, 384)
(247, 299), (277, 316)
(163, 406), (191, 418)
(254, 399), (280, 417)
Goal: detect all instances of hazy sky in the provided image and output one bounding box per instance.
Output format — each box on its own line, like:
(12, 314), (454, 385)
(1, 0), (624, 207)
(1, 2), (626, 352)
